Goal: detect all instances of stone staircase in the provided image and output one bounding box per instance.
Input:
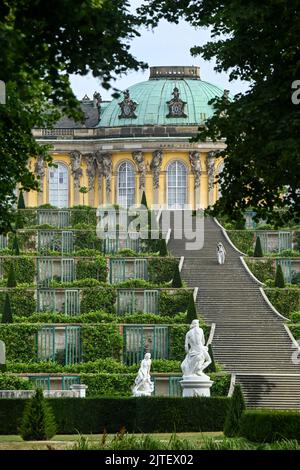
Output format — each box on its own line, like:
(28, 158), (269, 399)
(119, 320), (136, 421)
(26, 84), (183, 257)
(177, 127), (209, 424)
(166, 212), (300, 409)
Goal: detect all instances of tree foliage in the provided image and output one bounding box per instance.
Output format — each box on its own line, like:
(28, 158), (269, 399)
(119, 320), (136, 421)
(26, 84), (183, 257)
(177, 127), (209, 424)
(139, 0), (300, 225)
(20, 388), (57, 441)
(0, 0), (145, 232)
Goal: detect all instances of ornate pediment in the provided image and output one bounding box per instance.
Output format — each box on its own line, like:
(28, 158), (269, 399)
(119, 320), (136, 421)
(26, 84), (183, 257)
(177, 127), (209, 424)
(118, 90), (138, 119)
(166, 87), (187, 118)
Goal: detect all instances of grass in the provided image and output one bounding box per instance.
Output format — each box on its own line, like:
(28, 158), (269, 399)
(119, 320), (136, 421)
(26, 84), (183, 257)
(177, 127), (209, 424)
(1, 433), (300, 450)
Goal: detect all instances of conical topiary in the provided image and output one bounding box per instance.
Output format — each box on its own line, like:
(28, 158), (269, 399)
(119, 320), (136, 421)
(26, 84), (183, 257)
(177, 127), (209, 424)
(141, 191), (148, 209)
(275, 264), (285, 288)
(12, 235), (20, 255)
(2, 293), (13, 323)
(223, 384), (246, 437)
(6, 264), (17, 287)
(206, 344), (217, 373)
(172, 265), (183, 288)
(20, 388), (57, 441)
(186, 294), (198, 324)
(253, 236), (263, 257)
(17, 191), (26, 210)
(159, 238), (168, 257)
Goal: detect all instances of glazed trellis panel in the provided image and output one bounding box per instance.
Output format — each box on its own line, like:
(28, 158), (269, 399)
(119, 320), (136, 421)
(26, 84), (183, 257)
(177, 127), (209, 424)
(37, 209), (70, 228)
(29, 376), (51, 391)
(62, 375), (81, 390)
(117, 290), (136, 314)
(65, 326), (81, 364)
(37, 289), (56, 312)
(123, 325), (169, 365)
(0, 234), (8, 250)
(151, 326), (169, 359)
(37, 327), (56, 361)
(279, 232), (292, 252)
(103, 237), (141, 254)
(123, 325), (145, 365)
(109, 259), (126, 284)
(256, 231), (292, 254)
(61, 258), (76, 282)
(64, 289), (80, 316)
(168, 376), (182, 397)
(143, 290), (159, 314)
(38, 230), (74, 254)
(37, 258), (54, 287)
(134, 259), (148, 280)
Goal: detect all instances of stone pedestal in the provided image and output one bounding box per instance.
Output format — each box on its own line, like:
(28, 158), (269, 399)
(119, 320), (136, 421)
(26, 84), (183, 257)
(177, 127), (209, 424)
(180, 374), (213, 397)
(70, 384), (88, 398)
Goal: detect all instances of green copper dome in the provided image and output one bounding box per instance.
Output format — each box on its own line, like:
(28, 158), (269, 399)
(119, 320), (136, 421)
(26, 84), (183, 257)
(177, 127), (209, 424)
(98, 66), (226, 128)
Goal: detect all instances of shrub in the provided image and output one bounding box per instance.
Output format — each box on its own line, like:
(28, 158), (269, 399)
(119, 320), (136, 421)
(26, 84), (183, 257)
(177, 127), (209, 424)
(81, 287), (116, 314)
(289, 311), (300, 323)
(12, 235), (20, 255)
(254, 236), (263, 257)
(239, 409), (300, 443)
(0, 397), (230, 434)
(6, 264), (17, 287)
(17, 191), (26, 210)
(227, 230), (254, 254)
(81, 373), (135, 397)
(20, 389), (57, 440)
(264, 288), (300, 317)
(0, 324), (39, 362)
(0, 373), (32, 390)
(186, 294), (197, 323)
(148, 257), (178, 284)
(245, 258), (274, 283)
(141, 191), (148, 209)
(159, 290), (191, 316)
(81, 325), (123, 361)
(2, 293), (13, 323)
(70, 206), (97, 226)
(206, 344), (217, 373)
(159, 239), (168, 257)
(275, 264), (285, 288)
(223, 384), (246, 437)
(172, 265), (182, 288)
(0, 288), (36, 317)
(76, 256), (107, 282)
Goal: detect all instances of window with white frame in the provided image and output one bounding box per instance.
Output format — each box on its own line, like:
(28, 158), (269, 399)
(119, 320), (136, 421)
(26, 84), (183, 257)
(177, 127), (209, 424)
(117, 161), (135, 208)
(167, 161), (187, 208)
(48, 162), (69, 208)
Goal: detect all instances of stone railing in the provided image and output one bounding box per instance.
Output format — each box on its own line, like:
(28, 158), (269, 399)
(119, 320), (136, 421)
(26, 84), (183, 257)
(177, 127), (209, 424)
(0, 384), (87, 399)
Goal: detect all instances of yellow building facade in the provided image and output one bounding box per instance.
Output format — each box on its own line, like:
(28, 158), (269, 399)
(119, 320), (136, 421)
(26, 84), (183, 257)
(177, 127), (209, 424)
(29, 66), (226, 210)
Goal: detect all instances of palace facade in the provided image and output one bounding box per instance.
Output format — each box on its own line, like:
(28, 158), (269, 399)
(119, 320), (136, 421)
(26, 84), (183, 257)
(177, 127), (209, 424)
(28, 66), (226, 209)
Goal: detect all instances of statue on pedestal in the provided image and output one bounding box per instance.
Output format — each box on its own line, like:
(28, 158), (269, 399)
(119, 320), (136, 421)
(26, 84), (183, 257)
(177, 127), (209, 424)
(132, 353), (154, 397)
(181, 320), (212, 378)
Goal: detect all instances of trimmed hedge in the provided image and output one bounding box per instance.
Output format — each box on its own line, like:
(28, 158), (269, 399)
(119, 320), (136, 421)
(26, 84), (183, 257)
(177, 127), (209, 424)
(264, 288), (300, 317)
(240, 409), (300, 443)
(148, 257), (178, 284)
(159, 290), (191, 316)
(76, 256), (107, 282)
(0, 324), (39, 362)
(81, 287), (116, 314)
(0, 373), (32, 390)
(81, 325), (123, 361)
(0, 396), (230, 434)
(245, 258), (274, 283)
(2, 257), (35, 285)
(0, 288), (36, 318)
(227, 230), (255, 254)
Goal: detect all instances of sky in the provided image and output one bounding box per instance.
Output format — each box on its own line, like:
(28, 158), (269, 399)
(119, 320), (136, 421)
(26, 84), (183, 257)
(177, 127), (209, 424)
(70, 2), (249, 102)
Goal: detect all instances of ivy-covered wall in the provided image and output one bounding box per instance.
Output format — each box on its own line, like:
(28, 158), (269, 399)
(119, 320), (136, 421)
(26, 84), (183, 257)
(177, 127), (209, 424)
(0, 324), (39, 362)
(81, 324), (123, 361)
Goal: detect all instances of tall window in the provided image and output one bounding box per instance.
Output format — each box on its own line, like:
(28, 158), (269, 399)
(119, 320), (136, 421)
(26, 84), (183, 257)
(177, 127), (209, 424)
(48, 162), (69, 208)
(167, 161), (187, 208)
(217, 161), (225, 199)
(118, 161), (135, 208)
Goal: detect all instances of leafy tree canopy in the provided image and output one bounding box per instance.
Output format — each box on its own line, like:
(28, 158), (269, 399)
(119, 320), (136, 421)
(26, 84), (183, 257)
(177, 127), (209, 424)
(0, 0), (145, 232)
(139, 0), (300, 225)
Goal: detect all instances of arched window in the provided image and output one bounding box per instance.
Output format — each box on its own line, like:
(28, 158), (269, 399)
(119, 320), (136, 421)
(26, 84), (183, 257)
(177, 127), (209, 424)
(118, 161), (135, 208)
(217, 161), (225, 199)
(48, 162), (69, 208)
(167, 161), (187, 208)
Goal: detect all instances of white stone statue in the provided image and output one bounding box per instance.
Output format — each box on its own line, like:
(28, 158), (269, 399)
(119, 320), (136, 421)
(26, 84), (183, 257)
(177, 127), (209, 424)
(0, 340), (5, 369)
(216, 242), (226, 265)
(132, 353), (154, 397)
(181, 320), (212, 378)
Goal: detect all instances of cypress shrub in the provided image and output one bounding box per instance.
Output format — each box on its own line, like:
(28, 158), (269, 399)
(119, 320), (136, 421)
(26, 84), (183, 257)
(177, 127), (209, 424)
(186, 294), (197, 323)
(223, 384), (246, 437)
(275, 264), (285, 288)
(6, 264), (17, 288)
(172, 265), (182, 288)
(141, 191), (148, 209)
(20, 388), (57, 441)
(12, 235), (20, 255)
(158, 238), (168, 257)
(253, 236), (263, 257)
(17, 191), (26, 209)
(2, 294), (13, 323)
(206, 344), (217, 373)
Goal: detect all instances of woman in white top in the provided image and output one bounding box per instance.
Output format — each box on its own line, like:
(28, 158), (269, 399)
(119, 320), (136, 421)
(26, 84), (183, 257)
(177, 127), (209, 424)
(217, 242), (226, 265)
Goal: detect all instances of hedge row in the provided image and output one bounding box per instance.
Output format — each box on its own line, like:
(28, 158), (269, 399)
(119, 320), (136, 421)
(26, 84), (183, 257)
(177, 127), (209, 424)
(264, 288), (300, 317)
(240, 409), (300, 442)
(0, 323), (202, 363)
(0, 396), (230, 434)
(245, 258), (275, 283)
(227, 231), (255, 254)
(0, 287), (192, 318)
